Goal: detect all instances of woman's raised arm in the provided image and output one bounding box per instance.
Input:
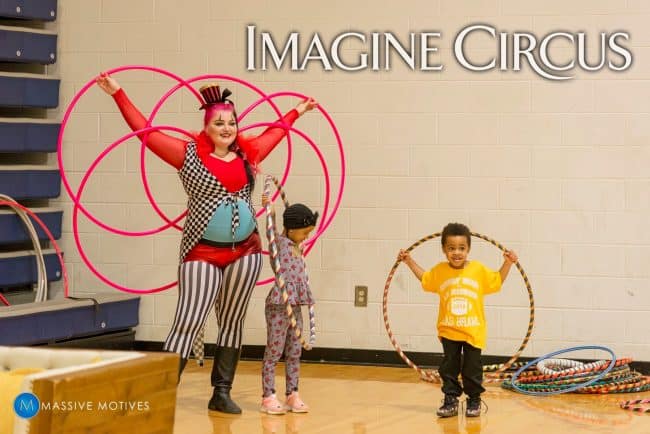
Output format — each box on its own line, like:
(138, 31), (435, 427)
(239, 97), (318, 165)
(96, 73), (187, 170)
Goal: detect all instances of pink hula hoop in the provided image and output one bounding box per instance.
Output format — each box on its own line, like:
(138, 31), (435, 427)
(57, 66), (346, 294)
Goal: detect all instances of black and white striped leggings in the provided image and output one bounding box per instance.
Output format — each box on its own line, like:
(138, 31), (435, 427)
(163, 253), (263, 357)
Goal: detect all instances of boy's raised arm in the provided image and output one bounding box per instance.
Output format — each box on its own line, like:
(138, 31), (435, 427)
(398, 250), (426, 281)
(499, 250), (518, 282)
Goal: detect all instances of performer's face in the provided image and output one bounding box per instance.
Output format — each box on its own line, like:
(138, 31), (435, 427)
(205, 109), (237, 149)
(442, 235), (470, 269)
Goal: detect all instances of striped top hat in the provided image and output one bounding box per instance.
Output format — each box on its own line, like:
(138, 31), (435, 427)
(198, 83), (233, 109)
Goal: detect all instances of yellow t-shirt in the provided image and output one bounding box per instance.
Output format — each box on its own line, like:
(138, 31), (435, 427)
(421, 260), (501, 350)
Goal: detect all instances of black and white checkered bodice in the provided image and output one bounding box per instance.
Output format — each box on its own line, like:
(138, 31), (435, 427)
(178, 142), (255, 261)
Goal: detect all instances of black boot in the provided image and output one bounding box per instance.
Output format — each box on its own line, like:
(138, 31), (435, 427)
(208, 347), (242, 414)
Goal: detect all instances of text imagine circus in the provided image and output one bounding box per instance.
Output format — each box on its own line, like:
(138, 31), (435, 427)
(246, 25), (632, 81)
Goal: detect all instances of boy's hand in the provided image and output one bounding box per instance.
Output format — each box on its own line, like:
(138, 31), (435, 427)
(397, 249), (412, 263)
(398, 249), (425, 280)
(503, 250), (518, 264)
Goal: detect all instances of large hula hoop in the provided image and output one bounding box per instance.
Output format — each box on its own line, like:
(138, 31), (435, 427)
(382, 232), (535, 384)
(262, 175), (316, 350)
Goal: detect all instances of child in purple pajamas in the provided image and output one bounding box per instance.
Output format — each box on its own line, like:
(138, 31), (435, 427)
(260, 194), (318, 415)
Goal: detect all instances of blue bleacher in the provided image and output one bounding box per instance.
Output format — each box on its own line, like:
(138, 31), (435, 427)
(0, 249), (62, 287)
(0, 207), (62, 244)
(0, 166), (61, 199)
(0, 118), (60, 152)
(0, 0), (57, 21)
(0, 73), (60, 108)
(0, 295), (140, 346)
(0, 26), (57, 64)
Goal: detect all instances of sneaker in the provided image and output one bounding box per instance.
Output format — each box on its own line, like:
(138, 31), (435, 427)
(466, 396), (482, 417)
(285, 391), (309, 413)
(260, 394), (287, 415)
(436, 395), (459, 418)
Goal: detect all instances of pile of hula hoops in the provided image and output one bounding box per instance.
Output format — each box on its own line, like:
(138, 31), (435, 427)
(502, 347), (650, 396)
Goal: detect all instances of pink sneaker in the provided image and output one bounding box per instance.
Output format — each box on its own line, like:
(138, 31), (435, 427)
(260, 394), (286, 415)
(285, 391), (309, 413)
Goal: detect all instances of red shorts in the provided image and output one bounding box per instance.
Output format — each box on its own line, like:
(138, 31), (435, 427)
(183, 232), (262, 268)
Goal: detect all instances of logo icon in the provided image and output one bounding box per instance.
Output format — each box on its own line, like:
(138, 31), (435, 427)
(14, 392), (40, 419)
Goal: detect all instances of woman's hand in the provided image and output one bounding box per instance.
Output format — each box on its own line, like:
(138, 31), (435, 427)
(96, 72), (121, 96)
(295, 97), (318, 116)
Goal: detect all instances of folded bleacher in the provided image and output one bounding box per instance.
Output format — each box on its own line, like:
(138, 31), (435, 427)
(0, 0), (140, 351)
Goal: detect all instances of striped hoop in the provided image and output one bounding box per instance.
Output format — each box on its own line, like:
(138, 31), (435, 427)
(382, 232), (535, 384)
(263, 175), (316, 350)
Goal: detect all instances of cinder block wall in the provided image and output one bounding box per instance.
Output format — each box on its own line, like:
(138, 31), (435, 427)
(51, 0), (650, 361)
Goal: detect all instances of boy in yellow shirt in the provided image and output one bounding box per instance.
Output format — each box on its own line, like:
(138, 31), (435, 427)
(398, 223), (517, 418)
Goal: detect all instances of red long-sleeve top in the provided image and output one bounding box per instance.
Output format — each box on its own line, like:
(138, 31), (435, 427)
(111, 88), (299, 192)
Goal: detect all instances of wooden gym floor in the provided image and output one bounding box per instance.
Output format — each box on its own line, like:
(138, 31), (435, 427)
(174, 360), (650, 434)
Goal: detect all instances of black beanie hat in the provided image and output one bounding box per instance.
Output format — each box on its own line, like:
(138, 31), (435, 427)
(283, 203), (319, 230)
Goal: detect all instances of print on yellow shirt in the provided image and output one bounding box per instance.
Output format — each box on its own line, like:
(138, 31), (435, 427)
(421, 261), (501, 349)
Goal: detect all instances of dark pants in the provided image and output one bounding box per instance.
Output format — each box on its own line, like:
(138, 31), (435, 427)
(439, 337), (485, 398)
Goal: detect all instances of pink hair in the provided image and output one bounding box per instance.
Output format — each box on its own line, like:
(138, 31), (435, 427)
(203, 103), (237, 127)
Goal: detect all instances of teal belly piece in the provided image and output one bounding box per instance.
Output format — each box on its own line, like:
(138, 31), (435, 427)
(202, 200), (256, 242)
